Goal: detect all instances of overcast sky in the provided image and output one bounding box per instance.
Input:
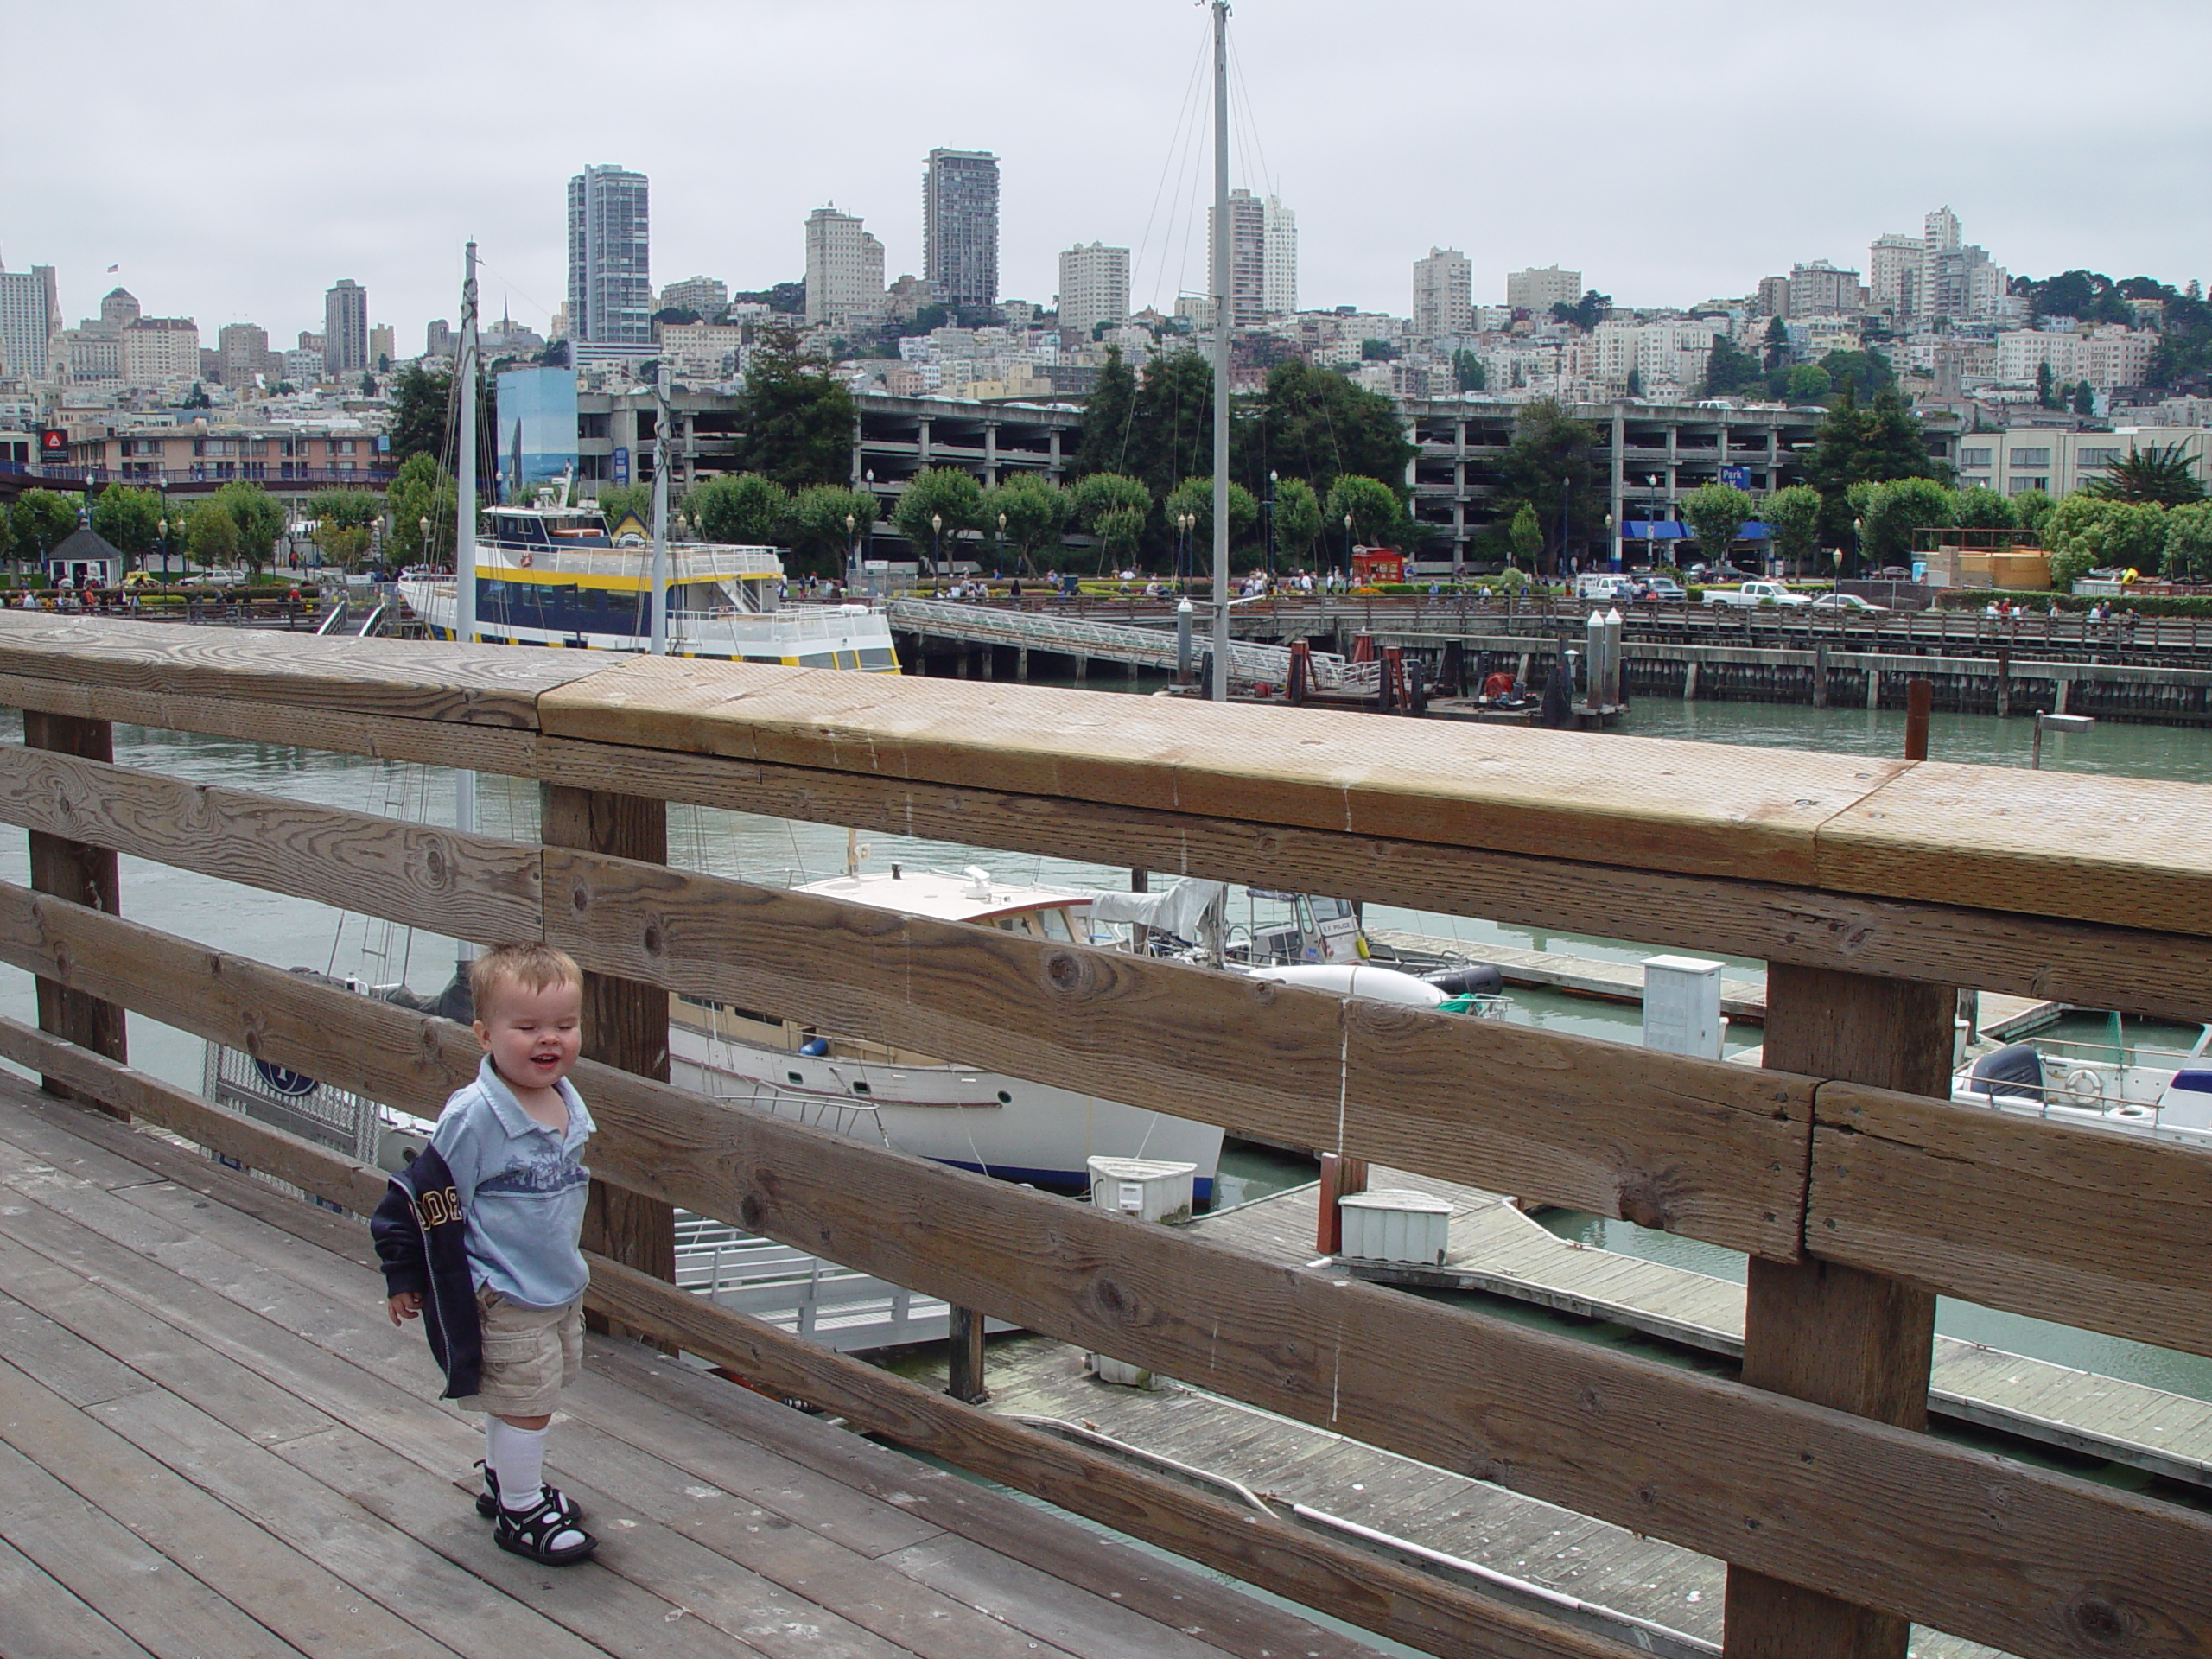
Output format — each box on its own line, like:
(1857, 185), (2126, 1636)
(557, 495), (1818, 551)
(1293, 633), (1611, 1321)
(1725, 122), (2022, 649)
(5, 0), (2208, 349)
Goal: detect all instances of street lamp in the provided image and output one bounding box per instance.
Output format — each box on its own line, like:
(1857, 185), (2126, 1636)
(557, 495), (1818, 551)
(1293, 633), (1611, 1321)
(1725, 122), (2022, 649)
(997, 510), (1007, 581)
(418, 516), (430, 572)
(2031, 711), (2094, 771)
(1605, 512), (1615, 577)
(1266, 469), (1277, 577)
(1344, 511), (1354, 582)
(1177, 511), (1195, 591)
(1851, 516), (1863, 581)
(157, 517), (169, 581)
(931, 511), (943, 582)
(844, 512), (856, 589)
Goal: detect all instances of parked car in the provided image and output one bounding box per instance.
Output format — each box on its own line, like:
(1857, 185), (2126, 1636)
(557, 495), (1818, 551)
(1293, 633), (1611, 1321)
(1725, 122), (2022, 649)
(1810, 593), (1890, 614)
(1704, 580), (1811, 609)
(1639, 576), (1688, 602)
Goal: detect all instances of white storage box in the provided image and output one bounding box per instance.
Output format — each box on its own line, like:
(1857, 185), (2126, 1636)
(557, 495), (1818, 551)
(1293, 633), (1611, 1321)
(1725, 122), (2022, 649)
(1087, 1156), (1197, 1226)
(1337, 1189), (1452, 1266)
(1643, 954), (1726, 1059)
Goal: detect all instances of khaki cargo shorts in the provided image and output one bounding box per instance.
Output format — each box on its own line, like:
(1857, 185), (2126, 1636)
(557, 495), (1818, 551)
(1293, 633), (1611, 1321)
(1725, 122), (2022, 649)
(455, 1284), (584, 1416)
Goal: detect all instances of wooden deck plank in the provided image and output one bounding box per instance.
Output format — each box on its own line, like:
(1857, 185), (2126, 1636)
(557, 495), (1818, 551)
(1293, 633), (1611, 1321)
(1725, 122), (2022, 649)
(0, 1281), (159, 1409)
(0, 1354), (457, 1659)
(0, 1435), (307, 1659)
(0, 1532), (161, 1659)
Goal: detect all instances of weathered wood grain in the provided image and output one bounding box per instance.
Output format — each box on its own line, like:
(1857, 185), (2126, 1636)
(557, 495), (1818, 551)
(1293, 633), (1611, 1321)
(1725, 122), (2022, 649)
(533, 734), (2212, 1026)
(0, 669), (542, 775)
(0, 609), (600, 728)
(23, 712), (127, 1109)
(1821, 760), (2212, 937)
(0, 744), (543, 944)
(7, 897), (2211, 1656)
(540, 848), (1811, 1255)
(1725, 967), (1953, 1659)
(534, 656), (1900, 883)
(581, 1263), (1624, 1659)
(542, 783), (677, 1319)
(1807, 1082), (2212, 1360)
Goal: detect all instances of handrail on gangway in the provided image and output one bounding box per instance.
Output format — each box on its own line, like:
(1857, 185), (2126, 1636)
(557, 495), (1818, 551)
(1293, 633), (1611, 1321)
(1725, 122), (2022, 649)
(885, 596), (1358, 690)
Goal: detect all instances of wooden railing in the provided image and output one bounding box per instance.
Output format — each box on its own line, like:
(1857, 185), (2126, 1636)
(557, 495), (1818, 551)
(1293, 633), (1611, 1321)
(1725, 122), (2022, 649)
(0, 610), (2208, 1659)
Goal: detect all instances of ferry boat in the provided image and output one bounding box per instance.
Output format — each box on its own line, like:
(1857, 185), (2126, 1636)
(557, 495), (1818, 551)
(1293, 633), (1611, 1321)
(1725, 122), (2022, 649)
(399, 490), (898, 671)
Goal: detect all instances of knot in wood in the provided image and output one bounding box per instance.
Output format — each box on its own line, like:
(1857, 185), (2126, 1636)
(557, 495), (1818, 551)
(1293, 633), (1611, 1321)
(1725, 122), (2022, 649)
(1042, 950), (1093, 997)
(424, 845), (448, 885)
(2062, 1592), (2139, 1646)
(569, 880), (591, 913)
(1087, 1275), (1140, 1324)
(642, 924), (663, 957)
(1613, 1172), (1675, 1232)
(736, 1193), (765, 1232)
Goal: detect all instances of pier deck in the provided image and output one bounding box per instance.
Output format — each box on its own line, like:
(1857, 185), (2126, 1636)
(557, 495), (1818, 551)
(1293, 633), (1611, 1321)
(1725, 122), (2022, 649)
(0, 1079), (1384, 1659)
(1198, 1171), (2212, 1491)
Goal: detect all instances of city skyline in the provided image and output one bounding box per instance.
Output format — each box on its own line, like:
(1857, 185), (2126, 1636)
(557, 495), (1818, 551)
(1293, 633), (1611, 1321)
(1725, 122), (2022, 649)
(3, 0), (2206, 346)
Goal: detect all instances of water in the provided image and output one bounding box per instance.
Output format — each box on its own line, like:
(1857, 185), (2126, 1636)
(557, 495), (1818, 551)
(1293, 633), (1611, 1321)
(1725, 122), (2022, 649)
(5, 691), (2211, 1407)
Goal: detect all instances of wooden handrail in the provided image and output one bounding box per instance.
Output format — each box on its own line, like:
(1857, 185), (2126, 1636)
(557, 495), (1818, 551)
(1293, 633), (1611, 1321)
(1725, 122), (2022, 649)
(7, 614), (2212, 1656)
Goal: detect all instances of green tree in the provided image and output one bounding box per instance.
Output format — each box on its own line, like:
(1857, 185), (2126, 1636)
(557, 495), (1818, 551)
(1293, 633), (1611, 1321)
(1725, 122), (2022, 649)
(1494, 397), (1601, 573)
(594, 483), (654, 530)
(1507, 503), (1542, 571)
(1679, 483), (1756, 566)
(1066, 473), (1151, 574)
(2071, 381), (2096, 417)
(1548, 290), (1611, 331)
(386, 454), (458, 568)
(1452, 349), (1486, 393)
(1762, 484), (1823, 571)
(385, 363), (452, 465)
(982, 474), (1067, 575)
(1700, 336), (1763, 397)
(730, 327), (859, 488)
(688, 473), (790, 546)
(2036, 360), (2058, 410)
(185, 501), (238, 573)
(1272, 476), (1321, 567)
(1165, 477), (1262, 569)
(1846, 477), (1955, 570)
(1074, 346), (1138, 479)
(2082, 442), (2207, 506)
(1807, 388), (1948, 550)
(1779, 364), (1833, 403)
(1325, 474), (1404, 550)
(1818, 350), (1895, 403)
(209, 482), (285, 576)
(785, 484), (879, 578)
(308, 488), (383, 572)
(1951, 486), (2018, 529)
(1238, 360), (1414, 512)
(2044, 495), (2168, 577)
(0, 505), (12, 572)
(2163, 502), (2212, 582)
(1761, 315), (1790, 372)
(11, 489), (79, 561)
(91, 486), (162, 560)
(890, 467), (985, 574)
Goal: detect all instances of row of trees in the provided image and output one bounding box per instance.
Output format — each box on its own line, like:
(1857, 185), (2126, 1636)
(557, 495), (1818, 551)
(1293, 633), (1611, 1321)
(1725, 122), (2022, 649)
(0, 479), (385, 582)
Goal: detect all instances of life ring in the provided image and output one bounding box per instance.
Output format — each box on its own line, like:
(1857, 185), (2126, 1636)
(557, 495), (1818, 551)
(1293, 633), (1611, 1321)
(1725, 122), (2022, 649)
(2062, 1065), (2103, 1108)
(518, 551), (533, 568)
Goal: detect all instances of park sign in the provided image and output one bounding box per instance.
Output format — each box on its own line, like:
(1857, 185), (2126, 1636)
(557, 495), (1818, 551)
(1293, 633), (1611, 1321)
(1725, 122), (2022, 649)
(38, 428), (67, 462)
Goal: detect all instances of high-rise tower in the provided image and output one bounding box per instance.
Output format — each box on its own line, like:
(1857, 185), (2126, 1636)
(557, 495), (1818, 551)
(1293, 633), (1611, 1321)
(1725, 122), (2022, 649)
(923, 149), (999, 314)
(323, 279), (368, 377)
(804, 207), (887, 327)
(567, 164), (652, 347)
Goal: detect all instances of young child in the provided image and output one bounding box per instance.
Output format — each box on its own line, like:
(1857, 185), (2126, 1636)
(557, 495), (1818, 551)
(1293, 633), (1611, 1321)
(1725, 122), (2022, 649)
(373, 942), (598, 1566)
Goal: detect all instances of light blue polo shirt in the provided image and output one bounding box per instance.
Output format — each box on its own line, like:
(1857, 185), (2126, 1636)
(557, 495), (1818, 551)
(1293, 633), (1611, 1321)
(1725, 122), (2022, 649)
(429, 1055), (594, 1309)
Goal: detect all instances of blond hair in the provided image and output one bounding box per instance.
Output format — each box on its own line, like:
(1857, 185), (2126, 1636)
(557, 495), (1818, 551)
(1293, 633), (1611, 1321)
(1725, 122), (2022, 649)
(469, 942), (583, 1022)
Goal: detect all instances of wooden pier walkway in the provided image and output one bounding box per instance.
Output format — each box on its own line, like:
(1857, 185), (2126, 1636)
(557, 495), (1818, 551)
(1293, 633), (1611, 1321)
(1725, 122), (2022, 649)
(1197, 1171), (2212, 1491)
(0, 1079), (1385, 1659)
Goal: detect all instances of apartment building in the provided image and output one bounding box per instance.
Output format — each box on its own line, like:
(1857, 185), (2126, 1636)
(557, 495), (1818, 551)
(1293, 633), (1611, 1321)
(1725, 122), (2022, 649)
(1413, 248), (1473, 340)
(1506, 265), (1581, 315)
(1058, 243), (1130, 340)
(804, 207), (887, 328)
(1952, 427), (2208, 499)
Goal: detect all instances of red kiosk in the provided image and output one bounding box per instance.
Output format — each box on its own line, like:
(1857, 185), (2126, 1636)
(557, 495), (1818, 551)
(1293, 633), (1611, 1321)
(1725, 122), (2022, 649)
(1350, 545), (1403, 585)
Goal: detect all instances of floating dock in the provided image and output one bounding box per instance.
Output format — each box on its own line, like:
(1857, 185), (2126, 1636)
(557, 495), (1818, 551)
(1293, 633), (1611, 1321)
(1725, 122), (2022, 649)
(1201, 1169), (2212, 1491)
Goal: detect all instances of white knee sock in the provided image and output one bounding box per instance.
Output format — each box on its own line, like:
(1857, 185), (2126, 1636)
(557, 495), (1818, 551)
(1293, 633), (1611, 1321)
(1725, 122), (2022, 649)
(486, 1418), (546, 1513)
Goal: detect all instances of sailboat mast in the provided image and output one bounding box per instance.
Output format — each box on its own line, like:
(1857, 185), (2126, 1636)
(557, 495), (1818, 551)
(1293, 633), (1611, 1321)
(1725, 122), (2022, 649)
(454, 240), (480, 849)
(650, 359), (670, 655)
(1210, 0), (1232, 702)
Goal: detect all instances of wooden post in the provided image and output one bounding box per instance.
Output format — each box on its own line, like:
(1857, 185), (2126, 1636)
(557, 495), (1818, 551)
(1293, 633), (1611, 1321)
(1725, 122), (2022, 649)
(23, 712), (127, 1112)
(1721, 964), (1950, 1659)
(945, 1306), (988, 1403)
(1904, 676), (1932, 760)
(1314, 1151), (1370, 1255)
(539, 784), (677, 1333)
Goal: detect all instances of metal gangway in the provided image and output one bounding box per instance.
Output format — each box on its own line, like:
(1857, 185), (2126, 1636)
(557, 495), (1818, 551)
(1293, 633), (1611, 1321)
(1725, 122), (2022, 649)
(885, 596), (1369, 691)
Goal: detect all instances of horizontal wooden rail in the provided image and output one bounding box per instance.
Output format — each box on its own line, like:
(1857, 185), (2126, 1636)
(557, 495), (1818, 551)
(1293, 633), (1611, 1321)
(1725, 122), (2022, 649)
(0, 1025), (1623, 1659)
(1, 753), (2209, 1357)
(0, 887), (2208, 1658)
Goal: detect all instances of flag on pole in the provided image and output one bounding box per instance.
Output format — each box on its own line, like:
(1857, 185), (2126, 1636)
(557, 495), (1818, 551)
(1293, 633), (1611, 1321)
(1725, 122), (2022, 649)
(106, 264), (119, 273)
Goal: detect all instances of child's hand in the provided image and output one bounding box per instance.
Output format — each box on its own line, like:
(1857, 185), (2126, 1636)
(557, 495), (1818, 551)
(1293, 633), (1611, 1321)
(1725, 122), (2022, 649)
(387, 1291), (423, 1325)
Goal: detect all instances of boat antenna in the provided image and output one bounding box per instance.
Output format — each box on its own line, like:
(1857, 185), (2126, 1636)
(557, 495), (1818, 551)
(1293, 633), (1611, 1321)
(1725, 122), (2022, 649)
(452, 238), (481, 968)
(1209, 0), (1232, 702)
(650, 358), (671, 655)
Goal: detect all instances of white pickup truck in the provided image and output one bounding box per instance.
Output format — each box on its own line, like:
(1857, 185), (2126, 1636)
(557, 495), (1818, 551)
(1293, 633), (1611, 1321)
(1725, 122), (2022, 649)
(1702, 579), (1809, 609)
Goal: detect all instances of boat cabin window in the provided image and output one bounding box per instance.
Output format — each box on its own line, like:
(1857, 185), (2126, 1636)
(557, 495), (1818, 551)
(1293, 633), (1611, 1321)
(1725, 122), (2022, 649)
(1037, 908), (1077, 942)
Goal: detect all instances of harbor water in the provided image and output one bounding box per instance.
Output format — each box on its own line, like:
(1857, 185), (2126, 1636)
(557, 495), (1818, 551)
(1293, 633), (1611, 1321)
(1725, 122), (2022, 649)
(3, 690), (2209, 1408)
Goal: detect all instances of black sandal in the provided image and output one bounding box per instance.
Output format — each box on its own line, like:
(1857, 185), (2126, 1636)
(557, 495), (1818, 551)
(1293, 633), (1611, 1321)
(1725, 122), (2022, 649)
(476, 1461), (584, 1523)
(494, 1494), (597, 1566)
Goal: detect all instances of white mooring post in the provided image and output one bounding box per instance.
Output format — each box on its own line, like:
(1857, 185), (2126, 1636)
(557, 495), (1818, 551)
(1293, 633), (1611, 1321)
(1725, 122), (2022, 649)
(1086, 1157), (1197, 1388)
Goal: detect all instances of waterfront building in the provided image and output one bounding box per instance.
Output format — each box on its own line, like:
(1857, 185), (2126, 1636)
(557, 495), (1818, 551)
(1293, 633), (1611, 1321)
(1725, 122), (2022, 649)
(804, 207), (887, 328)
(1507, 265), (1581, 316)
(1953, 426), (2209, 499)
(323, 280), (368, 377)
(1413, 248), (1472, 340)
(1058, 243), (1130, 340)
(0, 260), (60, 382)
(659, 275), (728, 318)
(568, 164), (653, 347)
(923, 149), (999, 313)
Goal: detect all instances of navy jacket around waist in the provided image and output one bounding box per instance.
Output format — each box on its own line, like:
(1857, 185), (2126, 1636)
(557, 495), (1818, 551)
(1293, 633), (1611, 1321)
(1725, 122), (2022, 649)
(370, 1145), (481, 1400)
